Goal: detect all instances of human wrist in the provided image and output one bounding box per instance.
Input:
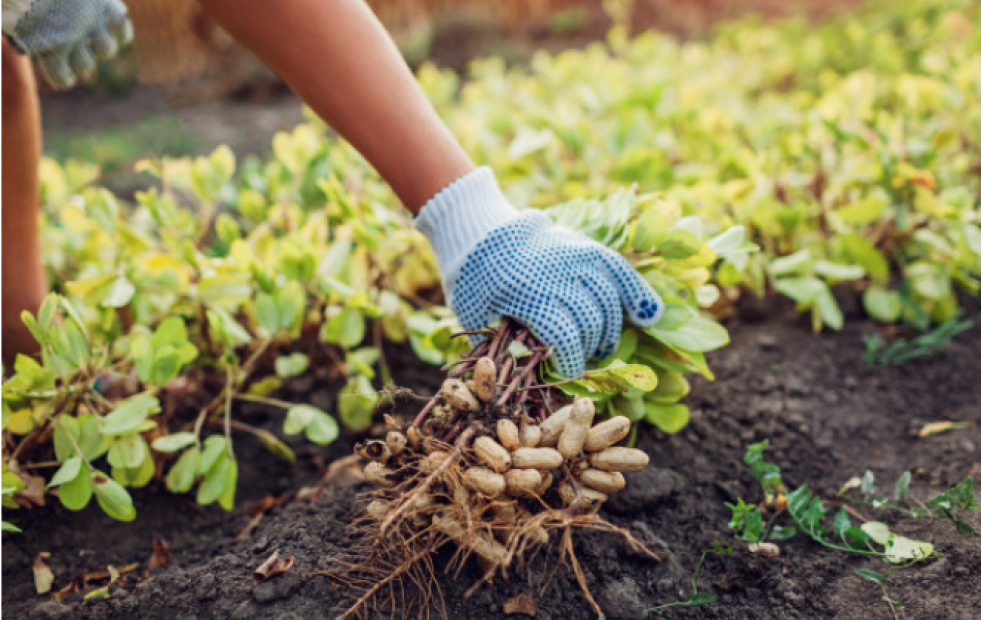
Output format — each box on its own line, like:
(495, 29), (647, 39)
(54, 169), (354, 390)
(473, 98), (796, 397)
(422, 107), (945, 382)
(414, 166), (518, 296)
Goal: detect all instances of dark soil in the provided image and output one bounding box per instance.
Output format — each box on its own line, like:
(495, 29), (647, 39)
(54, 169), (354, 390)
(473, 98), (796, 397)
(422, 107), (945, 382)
(4, 298), (979, 620)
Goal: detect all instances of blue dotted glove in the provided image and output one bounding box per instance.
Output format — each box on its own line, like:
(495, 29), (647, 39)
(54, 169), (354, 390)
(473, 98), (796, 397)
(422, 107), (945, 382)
(415, 167), (663, 378)
(2, 0), (133, 90)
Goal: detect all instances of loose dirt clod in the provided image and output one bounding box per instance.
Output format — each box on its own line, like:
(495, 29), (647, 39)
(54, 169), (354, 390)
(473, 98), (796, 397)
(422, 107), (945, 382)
(335, 319), (662, 619)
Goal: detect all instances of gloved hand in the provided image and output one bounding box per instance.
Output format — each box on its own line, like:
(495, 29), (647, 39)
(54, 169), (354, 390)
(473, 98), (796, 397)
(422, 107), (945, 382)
(415, 167), (663, 378)
(2, 0), (134, 89)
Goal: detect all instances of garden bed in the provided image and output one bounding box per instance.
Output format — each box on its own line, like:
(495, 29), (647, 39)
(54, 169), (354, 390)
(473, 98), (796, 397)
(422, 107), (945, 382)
(4, 298), (978, 619)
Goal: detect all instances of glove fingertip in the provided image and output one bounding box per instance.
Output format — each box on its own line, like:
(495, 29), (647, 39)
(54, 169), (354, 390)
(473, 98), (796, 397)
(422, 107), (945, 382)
(627, 288), (664, 327)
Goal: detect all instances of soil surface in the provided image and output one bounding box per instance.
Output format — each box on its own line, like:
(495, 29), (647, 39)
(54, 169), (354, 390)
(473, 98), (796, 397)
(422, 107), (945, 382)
(4, 298), (979, 620)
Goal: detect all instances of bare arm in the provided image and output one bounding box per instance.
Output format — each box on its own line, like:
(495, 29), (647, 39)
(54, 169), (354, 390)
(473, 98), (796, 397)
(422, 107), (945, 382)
(199, 0), (474, 213)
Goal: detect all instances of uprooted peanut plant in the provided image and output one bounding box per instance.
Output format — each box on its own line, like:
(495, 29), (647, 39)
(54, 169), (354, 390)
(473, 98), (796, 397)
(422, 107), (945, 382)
(337, 319), (660, 618)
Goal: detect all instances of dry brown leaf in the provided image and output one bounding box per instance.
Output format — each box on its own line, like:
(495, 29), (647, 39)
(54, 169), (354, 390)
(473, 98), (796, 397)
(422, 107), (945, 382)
(33, 552), (55, 595)
(149, 539), (171, 572)
(253, 551), (294, 582)
(918, 420), (973, 438)
(16, 472), (47, 508)
(503, 592), (537, 617)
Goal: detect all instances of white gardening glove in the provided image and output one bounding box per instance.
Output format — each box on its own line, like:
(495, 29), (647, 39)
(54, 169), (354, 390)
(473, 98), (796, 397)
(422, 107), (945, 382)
(415, 167), (664, 378)
(2, 0), (133, 89)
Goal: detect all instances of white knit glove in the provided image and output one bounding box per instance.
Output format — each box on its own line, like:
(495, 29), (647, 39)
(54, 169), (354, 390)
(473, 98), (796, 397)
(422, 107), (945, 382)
(3, 0), (133, 89)
(415, 167), (663, 377)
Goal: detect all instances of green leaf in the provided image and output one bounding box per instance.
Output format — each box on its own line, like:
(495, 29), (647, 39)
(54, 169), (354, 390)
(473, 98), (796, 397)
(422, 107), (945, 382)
(863, 287), (902, 323)
(770, 249), (811, 276)
(861, 521), (892, 546)
(197, 436), (227, 475)
(815, 289), (844, 331)
(102, 276), (135, 308)
(101, 393), (161, 436)
(631, 207), (671, 252)
(255, 430), (297, 464)
(814, 260), (865, 281)
(854, 569), (882, 584)
(338, 375), (378, 431)
(275, 352), (309, 379)
(774, 277), (825, 303)
(644, 402), (690, 433)
(648, 315), (729, 353)
(58, 463), (93, 511)
(107, 434), (149, 470)
(894, 472), (911, 502)
(53, 416), (80, 462)
(284, 405), (317, 436)
(886, 536), (934, 563)
(218, 459), (238, 511)
(832, 508), (852, 540)
(166, 447), (200, 493)
(705, 225), (746, 257)
(92, 473), (136, 521)
(197, 455), (233, 506)
(78, 415), (111, 460)
(659, 228), (703, 259)
(322, 308), (365, 349)
(304, 410), (340, 445)
(48, 456), (83, 488)
(3, 521), (22, 533)
(578, 361), (658, 394)
(255, 293), (280, 335)
(834, 197), (887, 225)
(151, 432), (197, 453)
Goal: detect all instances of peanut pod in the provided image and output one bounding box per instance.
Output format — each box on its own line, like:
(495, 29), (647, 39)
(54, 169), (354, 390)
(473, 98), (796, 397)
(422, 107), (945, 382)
(558, 481), (607, 508)
(539, 405), (572, 446)
(578, 468), (626, 493)
(583, 416), (631, 452)
(386, 431), (408, 456)
(473, 357), (497, 402)
(419, 450), (450, 474)
(557, 397), (595, 459)
(441, 378), (478, 412)
(504, 468), (543, 497)
(496, 419), (520, 451)
(474, 436), (512, 473)
(510, 447), (563, 471)
(433, 513), (507, 565)
(588, 447), (649, 473)
(363, 461), (396, 487)
(365, 499), (389, 520)
(462, 467), (507, 497)
(519, 419), (542, 447)
(356, 439), (391, 462)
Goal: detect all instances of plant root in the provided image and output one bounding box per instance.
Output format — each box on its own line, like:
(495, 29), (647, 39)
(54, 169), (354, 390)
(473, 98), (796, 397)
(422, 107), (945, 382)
(331, 318), (663, 618)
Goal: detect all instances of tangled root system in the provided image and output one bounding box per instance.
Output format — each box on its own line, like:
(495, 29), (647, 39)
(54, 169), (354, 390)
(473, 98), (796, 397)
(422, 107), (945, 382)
(332, 319), (661, 619)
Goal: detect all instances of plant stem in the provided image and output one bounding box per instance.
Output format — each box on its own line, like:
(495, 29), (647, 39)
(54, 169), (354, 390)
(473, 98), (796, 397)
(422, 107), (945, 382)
(234, 393), (295, 410)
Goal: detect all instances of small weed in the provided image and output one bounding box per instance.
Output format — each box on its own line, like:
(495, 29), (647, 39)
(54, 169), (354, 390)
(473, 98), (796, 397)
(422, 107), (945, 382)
(647, 541), (730, 614)
(862, 311), (975, 367)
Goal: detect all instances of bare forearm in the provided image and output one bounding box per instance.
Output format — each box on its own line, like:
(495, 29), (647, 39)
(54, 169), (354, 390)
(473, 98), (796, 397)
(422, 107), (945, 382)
(199, 0), (474, 213)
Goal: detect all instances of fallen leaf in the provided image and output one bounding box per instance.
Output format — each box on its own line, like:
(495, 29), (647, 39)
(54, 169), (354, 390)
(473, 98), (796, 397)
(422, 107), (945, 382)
(253, 551), (294, 582)
(837, 476), (863, 495)
(16, 472), (48, 508)
(918, 420), (973, 438)
(149, 539), (171, 572)
(34, 552), (55, 595)
(503, 592), (537, 617)
(108, 565), (120, 583)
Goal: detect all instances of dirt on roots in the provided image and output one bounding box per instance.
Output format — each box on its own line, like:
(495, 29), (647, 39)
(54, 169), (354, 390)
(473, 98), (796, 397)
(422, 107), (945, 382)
(3, 299), (980, 620)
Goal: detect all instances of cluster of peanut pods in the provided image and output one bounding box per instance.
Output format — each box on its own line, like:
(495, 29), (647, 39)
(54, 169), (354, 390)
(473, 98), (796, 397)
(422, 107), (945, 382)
(355, 356), (650, 514)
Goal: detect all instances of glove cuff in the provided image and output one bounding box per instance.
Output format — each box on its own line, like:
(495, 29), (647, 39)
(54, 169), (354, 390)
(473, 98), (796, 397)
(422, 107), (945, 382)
(414, 166), (518, 296)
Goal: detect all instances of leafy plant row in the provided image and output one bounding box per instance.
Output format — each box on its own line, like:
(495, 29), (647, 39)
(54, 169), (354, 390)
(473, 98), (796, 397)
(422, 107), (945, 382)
(3, 0), (979, 524)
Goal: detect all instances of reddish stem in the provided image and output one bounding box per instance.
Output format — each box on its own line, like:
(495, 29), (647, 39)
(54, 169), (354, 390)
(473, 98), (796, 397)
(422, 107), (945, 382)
(497, 351), (544, 407)
(412, 394), (439, 427)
